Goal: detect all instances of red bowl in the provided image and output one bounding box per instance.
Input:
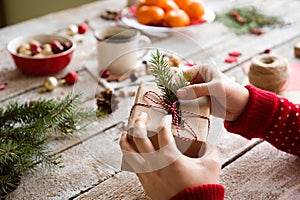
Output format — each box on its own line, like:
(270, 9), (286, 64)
(7, 34), (76, 75)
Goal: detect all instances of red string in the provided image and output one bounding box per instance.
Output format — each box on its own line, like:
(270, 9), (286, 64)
(130, 90), (210, 140)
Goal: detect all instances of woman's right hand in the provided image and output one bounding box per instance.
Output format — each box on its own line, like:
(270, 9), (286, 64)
(177, 65), (250, 122)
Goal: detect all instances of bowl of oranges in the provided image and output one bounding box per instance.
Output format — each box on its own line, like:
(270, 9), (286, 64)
(121, 0), (215, 35)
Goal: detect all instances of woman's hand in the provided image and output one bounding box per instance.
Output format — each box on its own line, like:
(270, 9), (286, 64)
(177, 65), (250, 121)
(120, 112), (221, 200)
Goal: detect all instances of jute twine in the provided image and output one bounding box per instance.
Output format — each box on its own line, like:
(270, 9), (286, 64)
(294, 41), (300, 58)
(248, 54), (289, 93)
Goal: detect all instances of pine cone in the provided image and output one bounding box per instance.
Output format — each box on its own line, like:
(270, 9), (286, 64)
(96, 89), (119, 114)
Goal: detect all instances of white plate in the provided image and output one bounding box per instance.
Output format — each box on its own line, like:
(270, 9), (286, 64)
(120, 7), (215, 34)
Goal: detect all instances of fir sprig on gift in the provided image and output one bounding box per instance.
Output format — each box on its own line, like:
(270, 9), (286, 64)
(216, 6), (285, 34)
(0, 93), (94, 196)
(149, 50), (190, 123)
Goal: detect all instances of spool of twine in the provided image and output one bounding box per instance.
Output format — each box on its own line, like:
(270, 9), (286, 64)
(294, 41), (300, 58)
(248, 54), (289, 93)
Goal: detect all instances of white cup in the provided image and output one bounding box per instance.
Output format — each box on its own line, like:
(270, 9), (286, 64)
(94, 26), (151, 74)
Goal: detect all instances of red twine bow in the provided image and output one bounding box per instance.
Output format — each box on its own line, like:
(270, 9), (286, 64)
(130, 90), (210, 140)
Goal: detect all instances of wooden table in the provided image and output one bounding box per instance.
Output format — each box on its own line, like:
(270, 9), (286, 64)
(0, 0), (299, 199)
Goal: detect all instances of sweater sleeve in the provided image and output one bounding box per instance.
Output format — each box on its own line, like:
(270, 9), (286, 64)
(224, 85), (300, 156)
(170, 184), (225, 200)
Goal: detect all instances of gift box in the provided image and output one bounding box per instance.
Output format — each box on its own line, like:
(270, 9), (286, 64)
(126, 82), (211, 158)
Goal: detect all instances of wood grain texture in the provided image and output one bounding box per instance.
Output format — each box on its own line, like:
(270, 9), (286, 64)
(74, 171), (150, 200)
(1, 0), (300, 199)
(221, 142), (300, 200)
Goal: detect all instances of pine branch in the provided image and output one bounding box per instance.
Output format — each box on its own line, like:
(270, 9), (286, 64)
(216, 6), (285, 34)
(149, 50), (190, 125)
(149, 50), (189, 106)
(0, 92), (94, 196)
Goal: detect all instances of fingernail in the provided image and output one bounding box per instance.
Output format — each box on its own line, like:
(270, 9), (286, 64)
(162, 115), (172, 125)
(177, 88), (187, 97)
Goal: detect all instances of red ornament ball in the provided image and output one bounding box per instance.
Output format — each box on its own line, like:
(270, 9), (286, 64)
(65, 71), (78, 85)
(78, 23), (88, 34)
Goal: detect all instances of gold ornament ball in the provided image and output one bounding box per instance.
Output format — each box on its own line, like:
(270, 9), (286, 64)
(43, 76), (59, 91)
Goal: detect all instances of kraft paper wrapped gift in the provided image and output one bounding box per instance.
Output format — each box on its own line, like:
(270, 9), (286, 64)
(126, 82), (211, 158)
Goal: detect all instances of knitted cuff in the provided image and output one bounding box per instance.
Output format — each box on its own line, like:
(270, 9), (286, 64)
(170, 184), (225, 200)
(224, 85), (278, 139)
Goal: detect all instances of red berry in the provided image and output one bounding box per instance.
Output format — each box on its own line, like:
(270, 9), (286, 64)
(236, 15), (246, 23)
(263, 48), (271, 54)
(100, 70), (111, 78)
(78, 23), (88, 34)
(231, 11), (239, 17)
(51, 40), (64, 54)
(65, 72), (78, 85)
(30, 44), (42, 55)
(229, 51), (242, 57)
(250, 28), (265, 35)
(224, 56), (238, 63)
(0, 82), (7, 91)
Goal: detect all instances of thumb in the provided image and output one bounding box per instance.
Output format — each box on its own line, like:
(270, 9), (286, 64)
(203, 143), (220, 163)
(177, 82), (210, 100)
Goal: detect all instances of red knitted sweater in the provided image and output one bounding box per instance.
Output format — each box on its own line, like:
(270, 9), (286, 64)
(171, 85), (299, 200)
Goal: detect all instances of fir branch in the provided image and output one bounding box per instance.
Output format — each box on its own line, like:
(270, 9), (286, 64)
(149, 50), (189, 106)
(0, 92), (94, 196)
(216, 6), (285, 34)
(149, 50), (190, 125)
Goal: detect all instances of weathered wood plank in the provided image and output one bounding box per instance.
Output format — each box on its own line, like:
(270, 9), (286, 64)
(188, 0), (300, 72)
(221, 142), (300, 200)
(224, 33), (300, 104)
(68, 133), (260, 200)
(74, 171), (150, 200)
(2, 0), (300, 199)
(0, 0), (127, 50)
(0, 0), (127, 101)
(218, 28), (300, 200)
(5, 126), (123, 200)
(3, 0), (300, 102)
(74, 137), (299, 200)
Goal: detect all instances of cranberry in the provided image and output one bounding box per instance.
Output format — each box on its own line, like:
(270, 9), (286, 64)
(100, 70), (111, 78)
(236, 15), (246, 23)
(224, 56), (238, 63)
(30, 44), (42, 55)
(0, 82), (7, 91)
(78, 23), (88, 34)
(231, 11), (239, 17)
(51, 40), (64, 54)
(264, 48), (271, 54)
(229, 51), (242, 57)
(250, 28), (265, 35)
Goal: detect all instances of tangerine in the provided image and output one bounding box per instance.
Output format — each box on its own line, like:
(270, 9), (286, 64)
(136, 5), (165, 25)
(184, 1), (205, 22)
(143, 0), (168, 7)
(174, 0), (190, 9)
(136, 0), (146, 9)
(164, 9), (190, 27)
(162, 0), (179, 12)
